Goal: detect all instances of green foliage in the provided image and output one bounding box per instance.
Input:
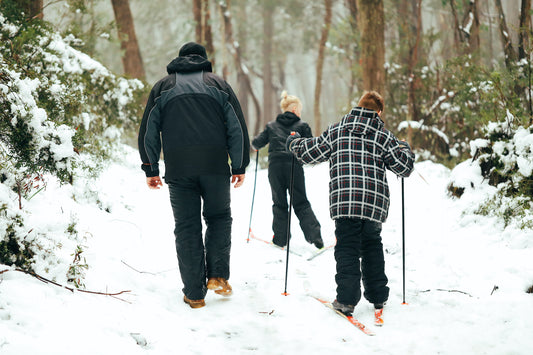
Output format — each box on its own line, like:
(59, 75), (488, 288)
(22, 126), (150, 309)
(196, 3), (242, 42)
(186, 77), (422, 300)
(0, 9), (146, 279)
(384, 51), (532, 169)
(0, 205), (34, 269)
(449, 119), (533, 229)
(66, 244), (88, 288)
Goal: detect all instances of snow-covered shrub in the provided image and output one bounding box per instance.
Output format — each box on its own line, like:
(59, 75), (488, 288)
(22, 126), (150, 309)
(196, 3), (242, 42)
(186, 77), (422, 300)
(0, 5), (146, 286)
(387, 53), (531, 168)
(448, 111), (533, 229)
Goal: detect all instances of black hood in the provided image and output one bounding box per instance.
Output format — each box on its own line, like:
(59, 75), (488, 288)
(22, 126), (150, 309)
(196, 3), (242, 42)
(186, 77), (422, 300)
(166, 55), (213, 74)
(276, 111), (301, 126)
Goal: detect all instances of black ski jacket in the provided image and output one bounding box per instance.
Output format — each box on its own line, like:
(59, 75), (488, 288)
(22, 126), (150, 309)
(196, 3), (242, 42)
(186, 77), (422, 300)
(138, 55), (250, 180)
(252, 112), (312, 164)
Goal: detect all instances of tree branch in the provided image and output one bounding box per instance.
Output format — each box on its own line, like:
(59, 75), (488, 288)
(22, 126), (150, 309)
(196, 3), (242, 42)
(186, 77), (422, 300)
(8, 268), (131, 302)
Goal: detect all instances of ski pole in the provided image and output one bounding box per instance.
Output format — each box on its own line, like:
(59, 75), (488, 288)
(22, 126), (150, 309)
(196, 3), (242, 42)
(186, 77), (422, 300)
(401, 177), (407, 305)
(283, 137), (297, 296)
(247, 150), (259, 243)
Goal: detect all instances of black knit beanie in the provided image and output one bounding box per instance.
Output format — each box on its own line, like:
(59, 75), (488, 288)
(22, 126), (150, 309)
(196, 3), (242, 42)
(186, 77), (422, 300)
(179, 42), (208, 59)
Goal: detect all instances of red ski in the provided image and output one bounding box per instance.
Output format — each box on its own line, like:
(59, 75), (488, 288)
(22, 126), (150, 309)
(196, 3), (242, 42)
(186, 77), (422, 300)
(310, 295), (375, 336)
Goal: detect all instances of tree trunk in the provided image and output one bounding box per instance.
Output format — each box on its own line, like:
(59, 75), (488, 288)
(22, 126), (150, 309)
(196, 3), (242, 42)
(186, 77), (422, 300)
(314, 0), (333, 134)
(236, 1), (249, 122)
(357, 0), (385, 94)
(193, 0), (202, 42)
(194, 0), (215, 67)
(345, 0), (360, 102)
(450, 0), (480, 56)
(263, 4), (274, 129)
(495, 0), (518, 69)
(519, 0), (532, 60)
(20, 0), (43, 19)
(219, 1), (261, 135)
(202, 0), (215, 59)
(398, 0), (422, 142)
(462, 0), (480, 53)
(111, 0), (145, 80)
(449, 0), (464, 51)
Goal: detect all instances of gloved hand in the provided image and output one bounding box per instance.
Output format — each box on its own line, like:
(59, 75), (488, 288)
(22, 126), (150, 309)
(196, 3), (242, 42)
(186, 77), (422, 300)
(285, 131), (301, 151)
(398, 140), (411, 150)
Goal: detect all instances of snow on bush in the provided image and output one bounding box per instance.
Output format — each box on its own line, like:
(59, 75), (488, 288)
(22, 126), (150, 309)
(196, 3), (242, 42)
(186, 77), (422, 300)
(448, 111), (533, 229)
(0, 11), (146, 286)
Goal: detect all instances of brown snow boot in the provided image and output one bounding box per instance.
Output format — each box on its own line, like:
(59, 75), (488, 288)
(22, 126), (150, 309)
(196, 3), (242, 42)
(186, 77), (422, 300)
(207, 277), (233, 296)
(183, 295), (205, 309)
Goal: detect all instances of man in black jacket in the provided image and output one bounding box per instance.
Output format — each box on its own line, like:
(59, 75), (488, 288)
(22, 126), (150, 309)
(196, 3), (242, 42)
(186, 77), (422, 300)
(138, 42), (250, 309)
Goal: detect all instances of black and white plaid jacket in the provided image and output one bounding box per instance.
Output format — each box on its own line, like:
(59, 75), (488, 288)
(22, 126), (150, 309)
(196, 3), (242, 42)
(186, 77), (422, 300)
(288, 107), (414, 222)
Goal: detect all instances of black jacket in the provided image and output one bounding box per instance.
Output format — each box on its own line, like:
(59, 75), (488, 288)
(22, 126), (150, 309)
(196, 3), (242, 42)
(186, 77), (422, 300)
(138, 55), (250, 180)
(252, 112), (312, 163)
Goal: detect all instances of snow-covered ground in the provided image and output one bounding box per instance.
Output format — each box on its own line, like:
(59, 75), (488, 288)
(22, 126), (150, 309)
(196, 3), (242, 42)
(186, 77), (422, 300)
(1, 146), (532, 354)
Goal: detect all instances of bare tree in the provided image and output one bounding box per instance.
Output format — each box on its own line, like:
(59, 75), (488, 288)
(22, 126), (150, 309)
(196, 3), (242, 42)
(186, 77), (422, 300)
(495, 0), (518, 69)
(357, 0), (385, 94)
(314, 0), (333, 134)
(345, 0), (361, 102)
(519, 0), (531, 60)
(111, 0), (145, 80)
(219, 0), (262, 135)
(263, 3), (275, 129)
(193, 0), (215, 61)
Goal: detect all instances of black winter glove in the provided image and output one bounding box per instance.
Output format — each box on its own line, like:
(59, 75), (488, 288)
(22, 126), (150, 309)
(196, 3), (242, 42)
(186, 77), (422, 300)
(398, 140), (411, 150)
(285, 131), (301, 151)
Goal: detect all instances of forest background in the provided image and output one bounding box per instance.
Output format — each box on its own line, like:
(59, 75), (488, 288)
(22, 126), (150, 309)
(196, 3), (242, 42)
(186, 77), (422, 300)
(1, 0), (532, 287)
(38, 0), (533, 164)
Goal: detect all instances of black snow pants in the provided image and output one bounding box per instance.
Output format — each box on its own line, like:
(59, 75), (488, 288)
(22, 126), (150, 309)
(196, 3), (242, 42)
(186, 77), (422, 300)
(334, 217), (389, 306)
(167, 175), (232, 300)
(268, 160), (321, 247)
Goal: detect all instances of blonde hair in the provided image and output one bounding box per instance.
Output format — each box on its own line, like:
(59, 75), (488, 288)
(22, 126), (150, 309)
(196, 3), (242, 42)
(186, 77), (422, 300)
(280, 90), (302, 112)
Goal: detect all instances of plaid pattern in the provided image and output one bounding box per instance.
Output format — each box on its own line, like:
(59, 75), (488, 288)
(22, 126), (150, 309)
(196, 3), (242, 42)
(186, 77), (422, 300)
(289, 107), (414, 222)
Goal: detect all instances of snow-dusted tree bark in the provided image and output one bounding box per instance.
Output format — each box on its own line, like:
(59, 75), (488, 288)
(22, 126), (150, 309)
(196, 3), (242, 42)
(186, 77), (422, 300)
(314, 0), (333, 134)
(111, 0), (145, 80)
(449, 0), (480, 56)
(357, 0), (385, 94)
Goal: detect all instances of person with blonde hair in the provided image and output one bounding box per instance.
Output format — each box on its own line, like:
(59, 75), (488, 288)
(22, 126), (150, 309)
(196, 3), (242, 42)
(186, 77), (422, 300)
(251, 91), (323, 249)
(287, 90), (414, 323)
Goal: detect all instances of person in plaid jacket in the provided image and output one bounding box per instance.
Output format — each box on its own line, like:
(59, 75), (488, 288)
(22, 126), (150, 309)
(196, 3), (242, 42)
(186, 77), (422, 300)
(286, 91), (414, 317)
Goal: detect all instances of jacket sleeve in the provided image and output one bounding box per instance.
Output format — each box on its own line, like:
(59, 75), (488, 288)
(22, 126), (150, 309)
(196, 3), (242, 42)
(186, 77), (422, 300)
(301, 122), (313, 138)
(138, 87), (162, 177)
(251, 126), (269, 150)
(288, 129), (332, 164)
(383, 137), (415, 178)
(223, 82), (250, 175)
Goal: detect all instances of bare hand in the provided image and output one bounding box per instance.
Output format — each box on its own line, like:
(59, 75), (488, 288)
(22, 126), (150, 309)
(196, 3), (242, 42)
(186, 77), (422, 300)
(231, 174), (245, 188)
(146, 176), (163, 190)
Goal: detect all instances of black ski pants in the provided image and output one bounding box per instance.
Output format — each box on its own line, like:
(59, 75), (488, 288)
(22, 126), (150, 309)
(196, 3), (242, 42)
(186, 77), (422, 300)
(167, 175), (232, 301)
(334, 217), (389, 306)
(268, 160), (321, 247)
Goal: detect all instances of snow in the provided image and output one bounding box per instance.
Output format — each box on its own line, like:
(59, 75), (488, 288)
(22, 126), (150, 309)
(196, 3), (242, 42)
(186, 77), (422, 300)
(1, 147), (533, 354)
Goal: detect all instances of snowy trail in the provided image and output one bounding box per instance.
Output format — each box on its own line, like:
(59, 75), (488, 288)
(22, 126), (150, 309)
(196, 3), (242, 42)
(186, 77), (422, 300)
(1, 148), (532, 354)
